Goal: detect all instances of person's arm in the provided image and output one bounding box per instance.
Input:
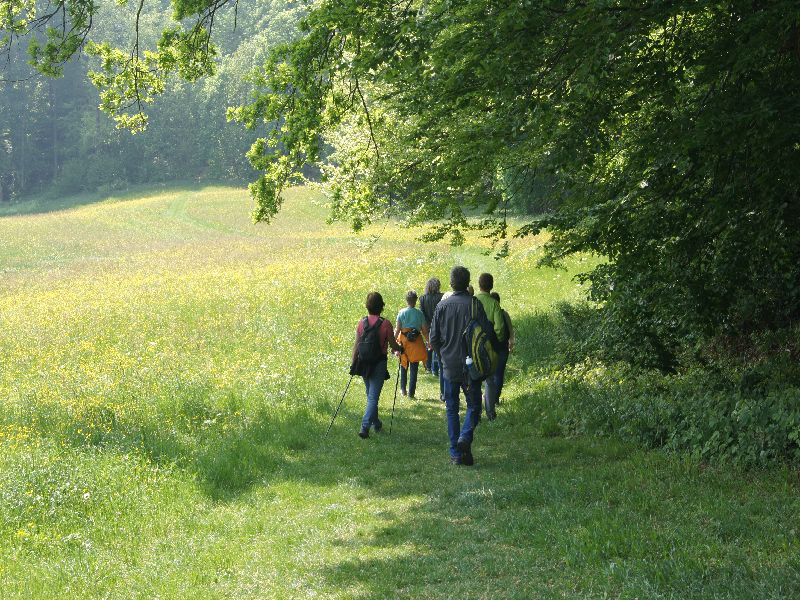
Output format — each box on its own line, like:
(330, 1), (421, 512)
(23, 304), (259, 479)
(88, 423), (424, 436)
(386, 319), (403, 353)
(429, 305), (442, 353)
(394, 319), (402, 339)
(490, 303), (505, 341)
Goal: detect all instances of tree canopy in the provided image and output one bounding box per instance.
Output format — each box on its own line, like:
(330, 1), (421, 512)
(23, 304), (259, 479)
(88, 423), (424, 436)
(240, 0), (800, 368)
(3, 0), (800, 368)
(0, 0), (302, 196)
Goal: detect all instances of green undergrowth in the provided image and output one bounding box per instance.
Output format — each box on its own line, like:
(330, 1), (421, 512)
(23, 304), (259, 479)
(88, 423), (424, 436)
(533, 303), (800, 467)
(1, 186), (799, 598)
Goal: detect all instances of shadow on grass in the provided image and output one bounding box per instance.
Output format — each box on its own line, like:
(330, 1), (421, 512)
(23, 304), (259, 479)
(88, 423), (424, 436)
(19, 345), (800, 596)
(0, 181), (220, 218)
(48, 310), (567, 503)
(509, 309), (562, 371)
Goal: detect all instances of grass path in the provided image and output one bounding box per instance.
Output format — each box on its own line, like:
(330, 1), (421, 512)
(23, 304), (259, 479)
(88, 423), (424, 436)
(1, 186), (798, 598)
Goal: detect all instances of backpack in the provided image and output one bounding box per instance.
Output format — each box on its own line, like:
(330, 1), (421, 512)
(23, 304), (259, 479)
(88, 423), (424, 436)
(357, 316), (384, 366)
(405, 327), (420, 342)
(462, 298), (498, 381)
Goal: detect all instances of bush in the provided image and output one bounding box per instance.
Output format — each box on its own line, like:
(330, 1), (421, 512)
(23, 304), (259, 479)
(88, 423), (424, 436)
(543, 304), (800, 466)
(541, 360), (800, 467)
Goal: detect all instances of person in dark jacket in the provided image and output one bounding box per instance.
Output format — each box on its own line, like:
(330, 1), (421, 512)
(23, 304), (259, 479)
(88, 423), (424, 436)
(429, 266), (498, 465)
(420, 277), (444, 378)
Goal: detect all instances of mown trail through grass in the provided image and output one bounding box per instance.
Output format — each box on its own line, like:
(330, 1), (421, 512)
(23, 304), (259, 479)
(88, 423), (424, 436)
(1, 186), (799, 598)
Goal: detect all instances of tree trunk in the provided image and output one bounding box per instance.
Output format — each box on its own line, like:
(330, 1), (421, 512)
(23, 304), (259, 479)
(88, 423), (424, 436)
(18, 131), (26, 193)
(50, 80), (58, 181)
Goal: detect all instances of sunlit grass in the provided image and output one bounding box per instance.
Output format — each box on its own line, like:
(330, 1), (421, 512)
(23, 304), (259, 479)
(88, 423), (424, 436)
(1, 186), (798, 598)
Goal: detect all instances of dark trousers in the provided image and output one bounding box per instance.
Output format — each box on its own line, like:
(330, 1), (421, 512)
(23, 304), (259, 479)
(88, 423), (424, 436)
(400, 362), (419, 397)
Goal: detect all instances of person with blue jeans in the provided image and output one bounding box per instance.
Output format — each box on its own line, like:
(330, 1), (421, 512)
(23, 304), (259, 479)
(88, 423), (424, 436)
(429, 266), (498, 465)
(395, 290), (428, 399)
(351, 292), (403, 438)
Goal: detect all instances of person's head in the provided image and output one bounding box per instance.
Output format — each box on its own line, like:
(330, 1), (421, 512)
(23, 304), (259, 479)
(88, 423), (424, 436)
(450, 266), (470, 292)
(405, 290), (418, 307)
(424, 277), (441, 296)
(467, 285), (475, 296)
(365, 292), (385, 315)
(490, 292), (500, 304)
(478, 272), (494, 292)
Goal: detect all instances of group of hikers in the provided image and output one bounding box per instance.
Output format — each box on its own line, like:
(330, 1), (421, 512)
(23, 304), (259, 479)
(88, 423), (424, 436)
(349, 266), (515, 466)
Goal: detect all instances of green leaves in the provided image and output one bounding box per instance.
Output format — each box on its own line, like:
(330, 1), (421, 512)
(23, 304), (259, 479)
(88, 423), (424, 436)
(5, 0), (800, 364)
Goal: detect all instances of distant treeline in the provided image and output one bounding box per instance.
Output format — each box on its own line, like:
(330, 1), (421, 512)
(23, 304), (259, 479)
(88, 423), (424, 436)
(0, 0), (303, 201)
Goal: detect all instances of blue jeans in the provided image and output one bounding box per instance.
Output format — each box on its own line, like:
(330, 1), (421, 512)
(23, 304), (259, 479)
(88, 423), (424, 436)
(443, 376), (482, 458)
(426, 350), (440, 376)
(361, 358), (388, 431)
(400, 362), (419, 396)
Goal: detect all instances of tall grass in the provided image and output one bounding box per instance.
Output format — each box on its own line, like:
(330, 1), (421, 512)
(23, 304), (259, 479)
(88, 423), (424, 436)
(1, 186), (798, 598)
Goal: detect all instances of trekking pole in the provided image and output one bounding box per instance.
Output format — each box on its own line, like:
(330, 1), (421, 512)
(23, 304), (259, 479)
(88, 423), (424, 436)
(389, 350), (403, 435)
(325, 374), (354, 437)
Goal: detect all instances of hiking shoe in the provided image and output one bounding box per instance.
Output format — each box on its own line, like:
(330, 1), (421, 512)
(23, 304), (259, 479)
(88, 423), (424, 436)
(373, 419), (383, 433)
(456, 438), (475, 466)
(358, 428), (369, 439)
(409, 394), (415, 400)
(401, 389), (407, 396)
(450, 456), (463, 465)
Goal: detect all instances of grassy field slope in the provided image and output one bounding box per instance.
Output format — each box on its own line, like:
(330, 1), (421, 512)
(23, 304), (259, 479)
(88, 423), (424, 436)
(1, 186), (798, 598)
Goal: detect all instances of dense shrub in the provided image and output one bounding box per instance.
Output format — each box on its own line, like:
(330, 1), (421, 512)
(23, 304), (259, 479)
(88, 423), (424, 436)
(541, 361), (800, 467)
(543, 304), (800, 466)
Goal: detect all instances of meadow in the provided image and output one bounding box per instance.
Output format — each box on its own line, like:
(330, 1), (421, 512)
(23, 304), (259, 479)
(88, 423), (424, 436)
(1, 186), (799, 598)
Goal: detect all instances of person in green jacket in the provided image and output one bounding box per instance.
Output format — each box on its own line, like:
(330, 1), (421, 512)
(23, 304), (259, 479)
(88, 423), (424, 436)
(475, 273), (507, 420)
(490, 291), (514, 405)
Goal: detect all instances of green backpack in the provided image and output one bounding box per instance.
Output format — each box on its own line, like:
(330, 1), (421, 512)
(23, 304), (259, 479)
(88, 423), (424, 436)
(462, 298), (498, 381)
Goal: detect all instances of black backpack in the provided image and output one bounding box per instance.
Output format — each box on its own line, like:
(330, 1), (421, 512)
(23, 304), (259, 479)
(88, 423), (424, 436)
(357, 316), (384, 366)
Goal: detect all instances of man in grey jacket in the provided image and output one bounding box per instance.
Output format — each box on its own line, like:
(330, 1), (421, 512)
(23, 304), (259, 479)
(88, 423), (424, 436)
(429, 266), (498, 466)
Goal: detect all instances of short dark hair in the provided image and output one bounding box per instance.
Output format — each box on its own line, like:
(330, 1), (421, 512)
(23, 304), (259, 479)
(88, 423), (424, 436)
(490, 292), (500, 303)
(365, 292), (385, 315)
(450, 266), (470, 292)
(405, 290), (418, 305)
(478, 272), (494, 292)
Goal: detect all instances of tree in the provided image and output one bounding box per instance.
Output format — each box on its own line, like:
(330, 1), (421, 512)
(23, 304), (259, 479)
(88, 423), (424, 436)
(4, 1), (800, 367)
(232, 0), (800, 368)
(1, 0), (303, 196)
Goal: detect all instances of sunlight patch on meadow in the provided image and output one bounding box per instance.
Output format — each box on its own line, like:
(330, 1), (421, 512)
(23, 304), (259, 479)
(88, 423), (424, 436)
(0, 185), (595, 597)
